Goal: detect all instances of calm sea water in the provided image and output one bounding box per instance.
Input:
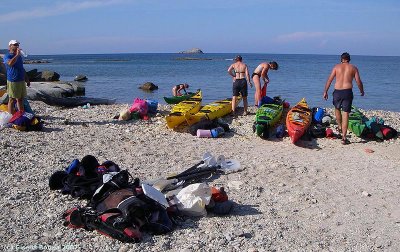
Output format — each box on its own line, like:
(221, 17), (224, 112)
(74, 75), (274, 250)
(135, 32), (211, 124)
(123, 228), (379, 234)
(24, 53), (400, 112)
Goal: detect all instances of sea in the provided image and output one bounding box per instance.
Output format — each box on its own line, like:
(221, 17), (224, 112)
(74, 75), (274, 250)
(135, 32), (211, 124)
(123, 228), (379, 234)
(23, 53), (400, 112)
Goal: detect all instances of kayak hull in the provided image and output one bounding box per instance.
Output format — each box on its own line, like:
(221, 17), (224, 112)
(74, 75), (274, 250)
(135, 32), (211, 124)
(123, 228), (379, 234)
(166, 91), (202, 128)
(163, 89), (200, 104)
(186, 96), (242, 126)
(286, 98), (312, 143)
(254, 103), (283, 137)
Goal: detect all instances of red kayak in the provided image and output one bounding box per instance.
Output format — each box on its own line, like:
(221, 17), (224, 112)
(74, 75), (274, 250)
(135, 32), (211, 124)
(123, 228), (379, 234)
(286, 98), (312, 143)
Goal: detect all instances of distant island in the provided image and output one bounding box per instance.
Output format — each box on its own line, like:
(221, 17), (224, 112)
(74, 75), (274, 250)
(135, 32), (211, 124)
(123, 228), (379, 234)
(175, 57), (211, 61)
(178, 48), (204, 54)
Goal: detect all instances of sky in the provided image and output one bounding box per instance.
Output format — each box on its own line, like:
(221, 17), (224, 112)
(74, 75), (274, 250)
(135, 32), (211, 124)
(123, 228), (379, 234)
(1, 0), (399, 56)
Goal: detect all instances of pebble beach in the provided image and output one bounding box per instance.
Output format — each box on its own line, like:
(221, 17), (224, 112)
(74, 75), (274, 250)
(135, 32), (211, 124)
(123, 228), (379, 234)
(1, 101), (399, 252)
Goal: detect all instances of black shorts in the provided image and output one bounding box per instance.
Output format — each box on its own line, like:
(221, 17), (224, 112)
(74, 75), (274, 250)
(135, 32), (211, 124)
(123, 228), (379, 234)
(233, 79), (248, 97)
(333, 89), (353, 112)
(252, 73), (261, 78)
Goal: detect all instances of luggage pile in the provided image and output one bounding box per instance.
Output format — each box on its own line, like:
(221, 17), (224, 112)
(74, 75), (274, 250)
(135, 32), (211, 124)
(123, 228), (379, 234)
(49, 153), (238, 243)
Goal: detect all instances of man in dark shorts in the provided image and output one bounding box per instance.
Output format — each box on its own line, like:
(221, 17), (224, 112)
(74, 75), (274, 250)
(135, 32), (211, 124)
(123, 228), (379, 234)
(227, 55), (252, 116)
(323, 52), (364, 144)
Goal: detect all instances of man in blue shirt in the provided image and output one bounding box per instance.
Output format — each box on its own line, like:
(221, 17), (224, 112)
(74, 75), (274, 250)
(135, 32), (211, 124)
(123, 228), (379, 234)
(3, 39), (30, 114)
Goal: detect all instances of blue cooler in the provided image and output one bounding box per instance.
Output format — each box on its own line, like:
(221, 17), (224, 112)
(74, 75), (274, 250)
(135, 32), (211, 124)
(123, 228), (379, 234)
(145, 99), (158, 114)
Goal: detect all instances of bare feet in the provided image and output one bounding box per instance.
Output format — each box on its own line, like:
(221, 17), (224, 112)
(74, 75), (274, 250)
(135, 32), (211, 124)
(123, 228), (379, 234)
(341, 138), (350, 145)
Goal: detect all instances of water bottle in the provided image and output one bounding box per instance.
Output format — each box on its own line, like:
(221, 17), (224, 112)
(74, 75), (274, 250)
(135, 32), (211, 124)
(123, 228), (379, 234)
(19, 49), (28, 57)
(197, 129), (212, 138)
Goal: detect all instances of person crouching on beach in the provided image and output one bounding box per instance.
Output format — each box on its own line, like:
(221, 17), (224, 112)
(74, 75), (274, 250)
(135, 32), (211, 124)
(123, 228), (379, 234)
(3, 39), (30, 114)
(172, 83), (189, 96)
(323, 52), (364, 145)
(252, 61), (278, 107)
(227, 55), (252, 116)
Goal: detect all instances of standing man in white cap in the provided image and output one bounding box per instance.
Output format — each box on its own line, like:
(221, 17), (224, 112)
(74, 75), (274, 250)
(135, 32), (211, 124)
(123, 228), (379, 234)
(3, 39), (30, 114)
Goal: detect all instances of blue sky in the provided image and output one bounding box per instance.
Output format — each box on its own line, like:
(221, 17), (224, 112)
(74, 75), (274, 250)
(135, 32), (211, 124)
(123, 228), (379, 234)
(1, 0), (399, 56)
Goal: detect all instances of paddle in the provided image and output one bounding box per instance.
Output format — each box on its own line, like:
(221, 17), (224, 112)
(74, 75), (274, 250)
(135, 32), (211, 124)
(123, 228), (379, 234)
(143, 153), (241, 192)
(166, 154), (241, 180)
(143, 152), (214, 191)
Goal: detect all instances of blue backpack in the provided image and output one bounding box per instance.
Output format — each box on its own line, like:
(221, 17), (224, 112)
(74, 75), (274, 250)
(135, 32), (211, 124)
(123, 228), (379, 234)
(312, 107), (324, 123)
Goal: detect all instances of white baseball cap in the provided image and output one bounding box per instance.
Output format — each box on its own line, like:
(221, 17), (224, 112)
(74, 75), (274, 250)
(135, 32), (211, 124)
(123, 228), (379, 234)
(9, 40), (20, 46)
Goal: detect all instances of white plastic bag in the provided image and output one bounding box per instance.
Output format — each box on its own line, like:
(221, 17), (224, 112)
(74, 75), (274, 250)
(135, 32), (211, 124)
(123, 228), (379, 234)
(176, 183), (211, 217)
(0, 111), (12, 127)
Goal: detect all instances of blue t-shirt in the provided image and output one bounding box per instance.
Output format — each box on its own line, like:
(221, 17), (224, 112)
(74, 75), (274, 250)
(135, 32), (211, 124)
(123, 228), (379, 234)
(3, 53), (25, 82)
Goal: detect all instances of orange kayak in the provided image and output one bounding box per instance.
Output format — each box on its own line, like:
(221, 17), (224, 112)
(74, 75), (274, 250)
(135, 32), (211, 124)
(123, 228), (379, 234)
(286, 98), (312, 143)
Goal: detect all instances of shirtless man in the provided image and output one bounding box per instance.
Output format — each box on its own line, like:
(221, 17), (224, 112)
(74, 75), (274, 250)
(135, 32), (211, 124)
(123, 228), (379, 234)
(252, 61), (278, 106)
(323, 52), (364, 145)
(227, 55), (252, 116)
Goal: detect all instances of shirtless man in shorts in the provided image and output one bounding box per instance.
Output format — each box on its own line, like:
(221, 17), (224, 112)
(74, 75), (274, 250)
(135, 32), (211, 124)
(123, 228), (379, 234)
(227, 55), (252, 116)
(323, 52), (364, 145)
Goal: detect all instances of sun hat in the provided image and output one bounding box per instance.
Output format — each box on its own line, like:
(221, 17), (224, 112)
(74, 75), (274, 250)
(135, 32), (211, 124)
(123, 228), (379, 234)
(9, 40), (20, 46)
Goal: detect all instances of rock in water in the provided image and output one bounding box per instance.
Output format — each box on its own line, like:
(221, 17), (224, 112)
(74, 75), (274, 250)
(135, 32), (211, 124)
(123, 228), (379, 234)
(139, 82), (158, 91)
(179, 48), (204, 54)
(74, 75), (88, 82)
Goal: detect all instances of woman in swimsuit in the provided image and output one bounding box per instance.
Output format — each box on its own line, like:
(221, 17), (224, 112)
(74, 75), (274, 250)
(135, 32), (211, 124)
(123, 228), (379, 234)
(172, 83), (189, 96)
(252, 61), (278, 106)
(227, 55), (252, 116)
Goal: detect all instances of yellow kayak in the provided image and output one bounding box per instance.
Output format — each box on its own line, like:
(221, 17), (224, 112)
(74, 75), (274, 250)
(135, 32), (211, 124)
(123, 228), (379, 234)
(0, 88), (7, 112)
(186, 96), (242, 126)
(166, 90), (202, 129)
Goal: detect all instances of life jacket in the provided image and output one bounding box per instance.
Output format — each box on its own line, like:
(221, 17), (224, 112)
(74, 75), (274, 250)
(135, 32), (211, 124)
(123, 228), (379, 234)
(49, 156), (121, 200)
(57, 158), (174, 242)
(62, 206), (142, 243)
(89, 170), (173, 236)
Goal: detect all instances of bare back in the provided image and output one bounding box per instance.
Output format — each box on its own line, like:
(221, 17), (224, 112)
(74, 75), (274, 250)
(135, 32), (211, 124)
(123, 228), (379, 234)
(232, 62), (247, 79)
(332, 63), (359, 90)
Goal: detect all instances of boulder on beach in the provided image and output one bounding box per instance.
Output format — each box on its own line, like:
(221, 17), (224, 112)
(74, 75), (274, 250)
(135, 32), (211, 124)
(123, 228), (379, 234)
(139, 82), (158, 91)
(179, 48), (204, 54)
(0, 73), (5, 86)
(26, 69), (61, 82)
(0, 81), (85, 104)
(0, 56), (5, 86)
(40, 70), (60, 82)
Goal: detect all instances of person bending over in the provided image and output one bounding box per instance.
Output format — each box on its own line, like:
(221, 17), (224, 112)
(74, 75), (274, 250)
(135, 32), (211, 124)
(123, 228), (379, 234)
(252, 61), (278, 106)
(323, 52), (364, 145)
(172, 83), (189, 96)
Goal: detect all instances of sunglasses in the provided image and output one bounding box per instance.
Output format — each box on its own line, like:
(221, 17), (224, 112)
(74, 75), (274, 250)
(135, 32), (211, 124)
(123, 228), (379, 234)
(12, 44), (19, 46)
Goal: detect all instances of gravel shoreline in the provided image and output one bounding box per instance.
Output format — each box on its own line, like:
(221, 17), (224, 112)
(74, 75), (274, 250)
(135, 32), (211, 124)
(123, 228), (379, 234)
(1, 101), (399, 252)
